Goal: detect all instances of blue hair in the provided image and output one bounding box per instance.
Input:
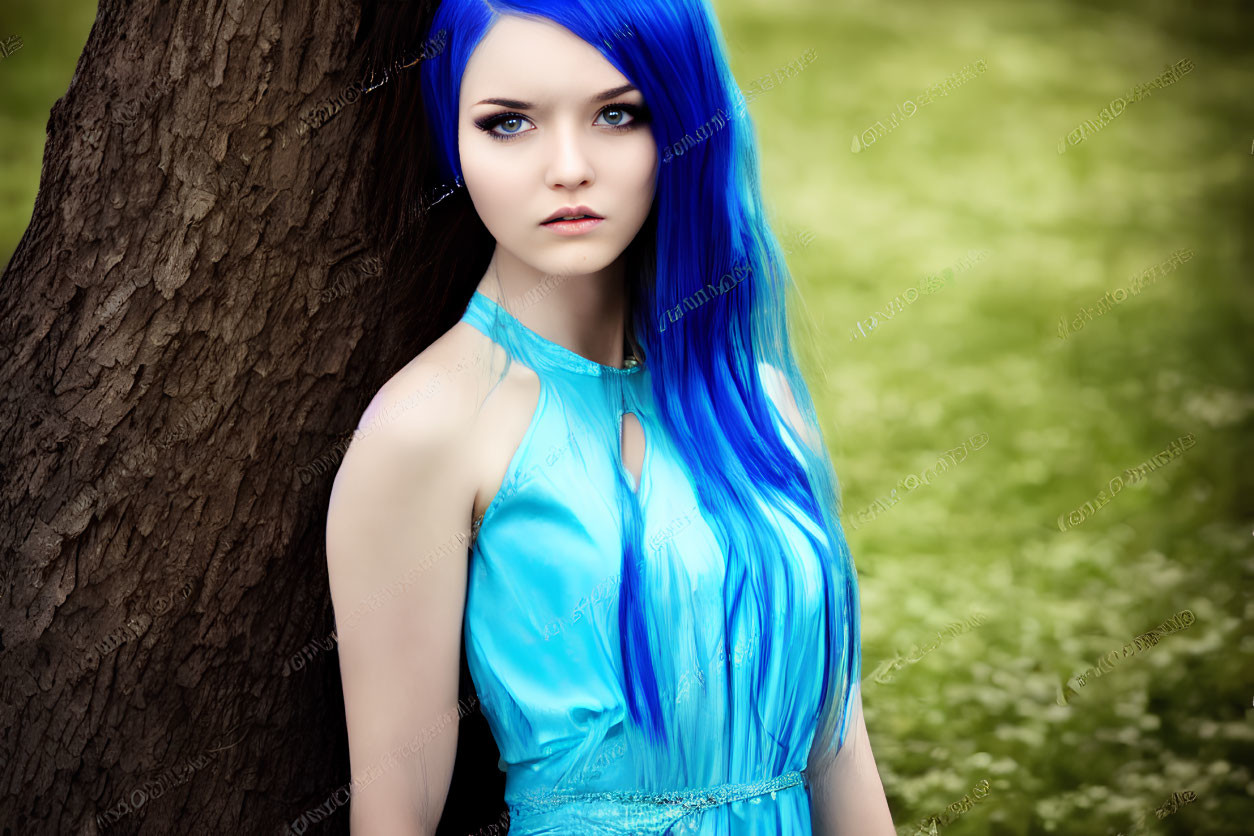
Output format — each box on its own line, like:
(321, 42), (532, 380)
(420, 0), (860, 767)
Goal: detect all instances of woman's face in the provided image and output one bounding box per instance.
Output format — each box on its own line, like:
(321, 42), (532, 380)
(458, 15), (658, 278)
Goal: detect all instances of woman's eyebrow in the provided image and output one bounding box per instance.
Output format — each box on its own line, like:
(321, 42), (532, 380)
(474, 83), (638, 109)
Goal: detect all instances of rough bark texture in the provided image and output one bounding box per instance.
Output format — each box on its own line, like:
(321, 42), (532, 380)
(0, 2), (498, 833)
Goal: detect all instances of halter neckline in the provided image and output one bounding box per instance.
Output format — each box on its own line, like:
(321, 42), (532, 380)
(469, 290), (645, 377)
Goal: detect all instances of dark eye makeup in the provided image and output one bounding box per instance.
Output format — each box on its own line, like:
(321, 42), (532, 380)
(473, 102), (651, 141)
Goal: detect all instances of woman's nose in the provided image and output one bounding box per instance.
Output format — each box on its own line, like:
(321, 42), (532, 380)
(545, 125), (596, 189)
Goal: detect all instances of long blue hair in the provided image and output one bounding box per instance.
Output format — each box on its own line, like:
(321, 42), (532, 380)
(420, 0), (860, 766)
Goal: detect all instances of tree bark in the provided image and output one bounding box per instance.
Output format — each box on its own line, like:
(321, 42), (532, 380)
(0, 2), (497, 833)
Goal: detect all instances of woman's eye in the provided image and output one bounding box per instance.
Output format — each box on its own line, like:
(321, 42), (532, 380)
(596, 107), (634, 127)
(473, 113), (536, 140)
(493, 115), (533, 137)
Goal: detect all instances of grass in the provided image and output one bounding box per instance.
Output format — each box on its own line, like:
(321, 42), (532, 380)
(723, 0), (1252, 832)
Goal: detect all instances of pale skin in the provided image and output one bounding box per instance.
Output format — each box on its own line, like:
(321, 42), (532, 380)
(325, 14), (893, 835)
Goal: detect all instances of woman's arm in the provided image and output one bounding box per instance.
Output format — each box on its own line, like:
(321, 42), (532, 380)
(757, 361), (824, 454)
(807, 685), (897, 836)
(325, 359), (479, 835)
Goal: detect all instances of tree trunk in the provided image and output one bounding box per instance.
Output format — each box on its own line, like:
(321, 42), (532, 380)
(0, 2), (501, 834)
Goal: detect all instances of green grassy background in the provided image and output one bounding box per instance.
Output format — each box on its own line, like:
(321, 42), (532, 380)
(721, 0), (1252, 834)
(0, 0), (95, 266)
(2, 0), (1250, 833)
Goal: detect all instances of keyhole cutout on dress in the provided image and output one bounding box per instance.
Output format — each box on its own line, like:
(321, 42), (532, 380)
(620, 410), (646, 493)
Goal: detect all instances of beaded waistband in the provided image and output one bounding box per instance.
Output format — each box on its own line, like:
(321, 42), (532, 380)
(509, 768), (809, 825)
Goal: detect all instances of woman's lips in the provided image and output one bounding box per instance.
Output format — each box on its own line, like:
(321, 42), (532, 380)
(541, 217), (604, 236)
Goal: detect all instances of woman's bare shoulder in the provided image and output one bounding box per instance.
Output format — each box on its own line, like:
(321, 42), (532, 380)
(325, 319), (499, 547)
(352, 319), (502, 448)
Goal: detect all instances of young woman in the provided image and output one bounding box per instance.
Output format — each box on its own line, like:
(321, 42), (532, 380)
(326, 1), (895, 833)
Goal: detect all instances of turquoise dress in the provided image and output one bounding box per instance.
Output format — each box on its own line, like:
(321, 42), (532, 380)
(460, 289), (856, 835)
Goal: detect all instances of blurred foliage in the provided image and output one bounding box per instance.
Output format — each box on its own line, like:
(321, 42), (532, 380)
(2, 0), (1251, 833)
